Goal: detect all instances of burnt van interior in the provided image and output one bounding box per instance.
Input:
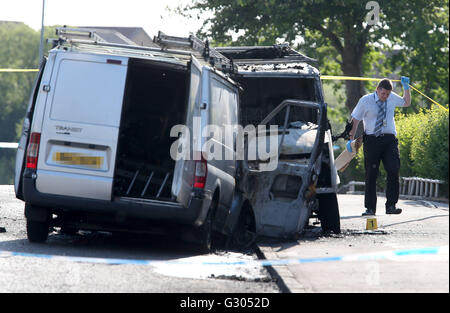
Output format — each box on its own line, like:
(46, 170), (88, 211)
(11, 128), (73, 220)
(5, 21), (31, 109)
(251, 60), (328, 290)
(236, 77), (319, 127)
(113, 59), (188, 201)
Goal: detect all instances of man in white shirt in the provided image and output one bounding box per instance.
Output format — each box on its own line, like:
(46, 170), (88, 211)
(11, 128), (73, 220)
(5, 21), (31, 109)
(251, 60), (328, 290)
(348, 77), (411, 216)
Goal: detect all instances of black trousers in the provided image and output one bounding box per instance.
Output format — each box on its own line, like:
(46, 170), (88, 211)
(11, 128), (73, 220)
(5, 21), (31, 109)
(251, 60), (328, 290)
(363, 133), (400, 212)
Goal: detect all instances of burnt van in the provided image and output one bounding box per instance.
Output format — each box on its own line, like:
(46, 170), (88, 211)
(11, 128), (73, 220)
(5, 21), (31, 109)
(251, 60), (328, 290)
(216, 45), (341, 241)
(15, 28), (239, 251)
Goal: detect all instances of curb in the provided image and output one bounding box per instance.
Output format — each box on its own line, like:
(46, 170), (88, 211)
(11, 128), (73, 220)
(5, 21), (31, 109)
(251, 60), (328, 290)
(255, 245), (306, 293)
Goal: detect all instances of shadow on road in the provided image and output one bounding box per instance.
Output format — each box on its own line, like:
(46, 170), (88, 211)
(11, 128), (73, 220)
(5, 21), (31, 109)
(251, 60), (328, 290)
(0, 230), (205, 262)
(382, 214), (449, 228)
(0, 227), (262, 263)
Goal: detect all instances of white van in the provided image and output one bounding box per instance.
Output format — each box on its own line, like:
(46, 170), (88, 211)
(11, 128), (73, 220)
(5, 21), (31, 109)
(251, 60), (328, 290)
(15, 28), (239, 251)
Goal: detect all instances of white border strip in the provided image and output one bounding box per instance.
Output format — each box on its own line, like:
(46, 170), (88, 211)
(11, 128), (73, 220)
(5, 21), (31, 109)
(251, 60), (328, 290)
(0, 142), (18, 149)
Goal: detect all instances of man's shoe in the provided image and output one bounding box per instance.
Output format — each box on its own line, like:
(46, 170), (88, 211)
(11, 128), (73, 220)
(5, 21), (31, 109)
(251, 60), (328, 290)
(362, 209), (376, 216)
(386, 206), (402, 214)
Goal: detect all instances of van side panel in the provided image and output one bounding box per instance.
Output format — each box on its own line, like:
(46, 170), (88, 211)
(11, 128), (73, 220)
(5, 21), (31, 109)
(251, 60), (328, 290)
(36, 52), (128, 200)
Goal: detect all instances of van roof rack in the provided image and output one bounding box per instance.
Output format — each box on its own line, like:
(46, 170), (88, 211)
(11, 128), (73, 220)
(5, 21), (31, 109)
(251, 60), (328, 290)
(153, 31), (236, 73)
(52, 27), (314, 72)
(215, 44), (317, 65)
(55, 27), (103, 41)
(52, 27), (193, 58)
(51, 27), (236, 73)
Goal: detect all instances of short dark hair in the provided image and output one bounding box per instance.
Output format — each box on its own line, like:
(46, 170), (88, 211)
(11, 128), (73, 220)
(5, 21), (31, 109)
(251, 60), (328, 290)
(377, 78), (393, 90)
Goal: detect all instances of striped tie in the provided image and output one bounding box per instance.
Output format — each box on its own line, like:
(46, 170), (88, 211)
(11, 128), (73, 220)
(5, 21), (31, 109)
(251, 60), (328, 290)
(374, 100), (385, 137)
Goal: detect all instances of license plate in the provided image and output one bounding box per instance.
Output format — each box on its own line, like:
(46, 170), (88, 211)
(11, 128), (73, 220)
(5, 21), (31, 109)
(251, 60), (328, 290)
(53, 152), (103, 168)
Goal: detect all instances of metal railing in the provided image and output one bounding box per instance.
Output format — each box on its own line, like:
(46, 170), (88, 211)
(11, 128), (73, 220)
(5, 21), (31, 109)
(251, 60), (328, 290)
(401, 177), (445, 199)
(345, 177), (445, 199)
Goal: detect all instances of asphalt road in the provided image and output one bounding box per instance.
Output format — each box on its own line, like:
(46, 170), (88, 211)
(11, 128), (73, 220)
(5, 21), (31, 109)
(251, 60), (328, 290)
(1, 185), (448, 294)
(258, 194), (449, 293)
(0, 185), (278, 293)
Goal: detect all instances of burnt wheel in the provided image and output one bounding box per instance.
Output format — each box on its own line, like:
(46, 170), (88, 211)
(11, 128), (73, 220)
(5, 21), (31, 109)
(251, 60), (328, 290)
(317, 193), (341, 234)
(230, 205), (256, 251)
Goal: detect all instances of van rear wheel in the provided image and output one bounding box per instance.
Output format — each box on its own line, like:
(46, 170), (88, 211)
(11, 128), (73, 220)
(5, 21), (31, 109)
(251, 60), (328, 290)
(200, 210), (213, 253)
(26, 219), (49, 243)
(199, 197), (219, 253)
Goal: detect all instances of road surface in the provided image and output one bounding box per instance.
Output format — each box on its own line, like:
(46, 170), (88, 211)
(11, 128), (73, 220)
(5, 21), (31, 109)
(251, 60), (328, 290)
(0, 185), (278, 293)
(1, 185), (448, 294)
(258, 194), (449, 293)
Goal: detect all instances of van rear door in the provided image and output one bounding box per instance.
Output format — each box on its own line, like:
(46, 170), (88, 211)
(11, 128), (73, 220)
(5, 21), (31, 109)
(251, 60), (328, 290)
(171, 56), (203, 207)
(36, 52), (128, 200)
(14, 58), (47, 200)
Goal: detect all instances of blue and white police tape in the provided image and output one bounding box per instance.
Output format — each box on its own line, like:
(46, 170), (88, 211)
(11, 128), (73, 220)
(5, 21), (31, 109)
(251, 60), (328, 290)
(0, 246), (447, 266)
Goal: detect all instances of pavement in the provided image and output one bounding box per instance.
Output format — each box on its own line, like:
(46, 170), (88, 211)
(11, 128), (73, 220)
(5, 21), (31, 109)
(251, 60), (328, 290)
(257, 194), (449, 293)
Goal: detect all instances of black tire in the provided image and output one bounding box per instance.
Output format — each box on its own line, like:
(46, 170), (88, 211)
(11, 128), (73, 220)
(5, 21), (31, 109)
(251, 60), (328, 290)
(317, 193), (341, 234)
(230, 205), (256, 251)
(199, 198), (217, 253)
(26, 219), (49, 243)
(200, 214), (212, 253)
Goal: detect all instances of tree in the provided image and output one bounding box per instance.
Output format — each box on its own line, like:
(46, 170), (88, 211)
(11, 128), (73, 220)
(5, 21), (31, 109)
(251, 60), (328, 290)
(388, 4), (449, 110)
(0, 23), (57, 184)
(181, 0), (449, 112)
(0, 22), (39, 142)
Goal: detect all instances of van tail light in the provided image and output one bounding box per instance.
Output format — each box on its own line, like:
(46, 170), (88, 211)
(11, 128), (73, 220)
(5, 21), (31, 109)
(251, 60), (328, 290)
(193, 154), (207, 189)
(26, 132), (41, 169)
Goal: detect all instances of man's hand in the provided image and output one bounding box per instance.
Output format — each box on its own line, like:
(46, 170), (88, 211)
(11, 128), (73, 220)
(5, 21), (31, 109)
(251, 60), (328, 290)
(401, 76), (411, 106)
(401, 76), (410, 90)
(346, 140), (353, 153)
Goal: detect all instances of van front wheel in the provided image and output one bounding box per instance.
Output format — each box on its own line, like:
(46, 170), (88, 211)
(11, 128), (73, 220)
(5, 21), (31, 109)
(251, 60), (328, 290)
(317, 193), (341, 234)
(26, 219), (49, 243)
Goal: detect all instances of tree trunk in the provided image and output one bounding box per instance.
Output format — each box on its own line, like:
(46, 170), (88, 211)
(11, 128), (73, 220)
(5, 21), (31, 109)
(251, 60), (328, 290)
(341, 47), (366, 113)
(323, 27), (367, 114)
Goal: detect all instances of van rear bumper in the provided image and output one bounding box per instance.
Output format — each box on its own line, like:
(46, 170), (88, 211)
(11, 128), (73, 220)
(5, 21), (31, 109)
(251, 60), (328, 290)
(22, 171), (203, 225)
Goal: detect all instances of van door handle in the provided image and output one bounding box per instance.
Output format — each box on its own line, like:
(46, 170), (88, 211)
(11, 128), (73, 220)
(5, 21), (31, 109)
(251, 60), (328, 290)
(43, 84), (51, 92)
(200, 102), (207, 110)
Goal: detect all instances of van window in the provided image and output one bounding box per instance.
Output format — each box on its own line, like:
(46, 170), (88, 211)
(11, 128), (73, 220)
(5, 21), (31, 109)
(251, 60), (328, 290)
(210, 77), (238, 128)
(237, 77), (318, 126)
(50, 59), (127, 127)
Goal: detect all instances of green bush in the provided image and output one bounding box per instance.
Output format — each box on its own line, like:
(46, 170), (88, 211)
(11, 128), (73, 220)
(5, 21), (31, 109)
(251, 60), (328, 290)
(395, 110), (428, 178)
(409, 107), (449, 184)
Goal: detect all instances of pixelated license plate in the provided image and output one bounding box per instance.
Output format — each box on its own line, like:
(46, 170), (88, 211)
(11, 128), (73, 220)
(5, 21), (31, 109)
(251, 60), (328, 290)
(53, 152), (103, 168)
